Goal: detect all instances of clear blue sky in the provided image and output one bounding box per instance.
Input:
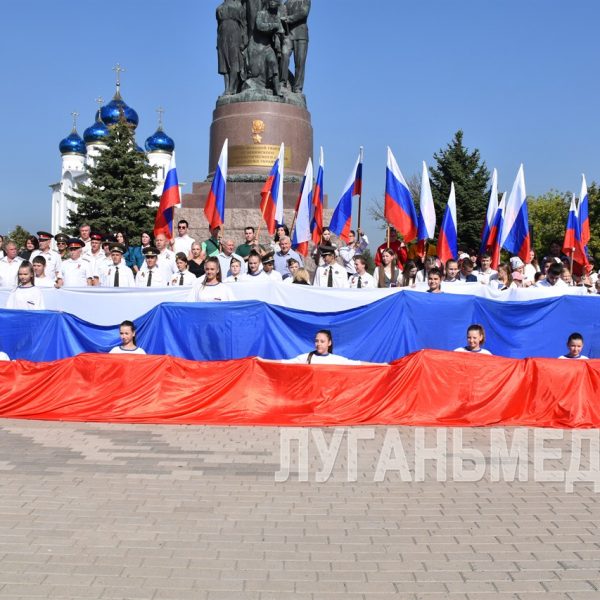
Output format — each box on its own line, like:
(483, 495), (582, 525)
(1, 0), (599, 245)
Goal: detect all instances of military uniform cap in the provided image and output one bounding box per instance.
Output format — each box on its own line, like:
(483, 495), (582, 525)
(37, 231), (53, 240)
(319, 245), (336, 256)
(110, 244), (125, 254)
(143, 246), (159, 257)
(67, 238), (85, 249)
(55, 233), (69, 243)
(262, 252), (275, 264)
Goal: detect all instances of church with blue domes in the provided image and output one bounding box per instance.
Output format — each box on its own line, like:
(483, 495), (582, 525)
(51, 70), (175, 234)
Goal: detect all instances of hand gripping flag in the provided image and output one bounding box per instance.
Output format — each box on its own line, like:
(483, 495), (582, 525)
(500, 164), (530, 263)
(436, 182), (458, 264)
(291, 158), (313, 256)
(154, 153), (181, 239)
(480, 168), (499, 254)
(310, 147), (325, 244)
(416, 160), (435, 258)
(204, 139), (227, 230)
(329, 148), (363, 242)
(260, 143), (285, 235)
(488, 192), (506, 269)
(384, 147), (418, 242)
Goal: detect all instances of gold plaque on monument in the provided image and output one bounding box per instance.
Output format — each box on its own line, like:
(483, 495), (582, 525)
(229, 145), (292, 168)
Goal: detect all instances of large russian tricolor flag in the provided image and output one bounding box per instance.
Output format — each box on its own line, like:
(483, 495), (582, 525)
(292, 158), (313, 256)
(154, 153), (181, 239)
(310, 147), (325, 244)
(384, 147), (418, 242)
(480, 168), (499, 254)
(488, 192), (506, 269)
(329, 147), (363, 243)
(416, 160), (435, 257)
(500, 164), (530, 263)
(563, 191), (589, 268)
(436, 182), (457, 264)
(260, 143), (285, 235)
(204, 139), (227, 230)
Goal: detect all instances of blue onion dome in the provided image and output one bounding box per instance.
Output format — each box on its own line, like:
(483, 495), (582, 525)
(145, 127), (175, 153)
(100, 90), (139, 128)
(59, 129), (87, 155)
(83, 110), (110, 145)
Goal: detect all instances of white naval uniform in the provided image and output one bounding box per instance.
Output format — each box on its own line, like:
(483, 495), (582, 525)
(284, 352), (361, 365)
(313, 264), (349, 288)
(102, 263), (136, 288)
(135, 267), (168, 288)
(30, 249), (62, 280)
(6, 286), (45, 310)
(61, 256), (93, 287)
(109, 346), (146, 355)
(170, 269), (196, 287)
(349, 272), (376, 289)
(188, 281), (234, 302)
(263, 269), (283, 282)
(0, 256), (24, 288)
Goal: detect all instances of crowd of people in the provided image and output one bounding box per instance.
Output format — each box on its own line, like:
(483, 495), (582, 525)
(0, 222), (599, 308)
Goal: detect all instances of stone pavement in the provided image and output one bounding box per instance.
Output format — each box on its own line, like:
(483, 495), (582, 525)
(0, 420), (598, 600)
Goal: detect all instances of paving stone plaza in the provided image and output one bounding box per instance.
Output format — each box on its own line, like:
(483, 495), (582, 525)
(0, 419), (598, 599)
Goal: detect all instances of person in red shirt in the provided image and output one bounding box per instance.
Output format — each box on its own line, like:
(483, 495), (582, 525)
(374, 228), (408, 268)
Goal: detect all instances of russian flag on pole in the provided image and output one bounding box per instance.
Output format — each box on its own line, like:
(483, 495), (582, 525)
(579, 174), (590, 248)
(500, 164), (530, 263)
(310, 147), (325, 244)
(204, 139), (227, 230)
(329, 148), (363, 242)
(436, 182), (458, 264)
(480, 168), (498, 254)
(260, 143), (285, 235)
(292, 158), (313, 256)
(488, 192), (506, 269)
(562, 191), (589, 269)
(153, 153), (181, 239)
(416, 161), (435, 257)
(385, 147), (418, 242)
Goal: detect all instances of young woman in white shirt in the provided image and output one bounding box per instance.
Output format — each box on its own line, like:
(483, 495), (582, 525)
(109, 320), (146, 355)
(454, 324), (492, 355)
(6, 262), (45, 310)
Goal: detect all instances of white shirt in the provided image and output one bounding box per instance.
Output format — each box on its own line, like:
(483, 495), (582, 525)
(30, 249), (62, 279)
(218, 252), (247, 278)
(109, 346), (146, 355)
(558, 354), (589, 360)
(0, 255), (24, 288)
(246, 270), (268, 281)
(339, 235), (369, 274)
(34, 275), (57, 288)
(170, 270), (196, 287)
(263, 269), (283, 282)
(313, 264), (349, 288)
(84, 250), (107, 278)
(102, 263), (136, 287)
(454, 347), (492, 355)
(536, 278), (568, 288)
(6, 286), (45, 310)
(62, 256), (93, 287)
(172, 234), (195, 256)
(188, 281), (234, 302)
(135, 267), (168, 288)
(477, 268), (498, 285)
(349, 272), (376, 289)
(226, 273), (250, 283)
(284, 352), (362, 365)
(0, 351), (9, 361)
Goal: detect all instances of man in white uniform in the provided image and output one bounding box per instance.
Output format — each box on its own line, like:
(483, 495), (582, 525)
(136, 247), (168, 287)
(61, 239), (93, 287)
(313, 246), (348, 288)
(102, 244), (135, 287)
(30, 231), (62, 281)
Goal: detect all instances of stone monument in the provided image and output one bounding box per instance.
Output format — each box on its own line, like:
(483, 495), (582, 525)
(178, 0), (329, 245)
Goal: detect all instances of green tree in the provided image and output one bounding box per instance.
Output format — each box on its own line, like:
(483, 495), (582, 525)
(429, 131), (490, 251)
(7, 225), (31, 250)
(527, 190), (569, 257)
(67, 116), (158, 241)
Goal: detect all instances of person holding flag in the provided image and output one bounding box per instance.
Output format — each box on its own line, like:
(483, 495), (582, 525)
(154, 153), (180, 240)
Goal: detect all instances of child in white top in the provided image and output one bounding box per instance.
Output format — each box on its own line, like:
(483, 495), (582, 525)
(109, 320), (146, 355)
(558, 332), (589, 360)
(454, 324), (492, 355)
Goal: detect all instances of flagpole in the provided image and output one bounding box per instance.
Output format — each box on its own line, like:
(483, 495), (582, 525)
(386, 224), (390, 248)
